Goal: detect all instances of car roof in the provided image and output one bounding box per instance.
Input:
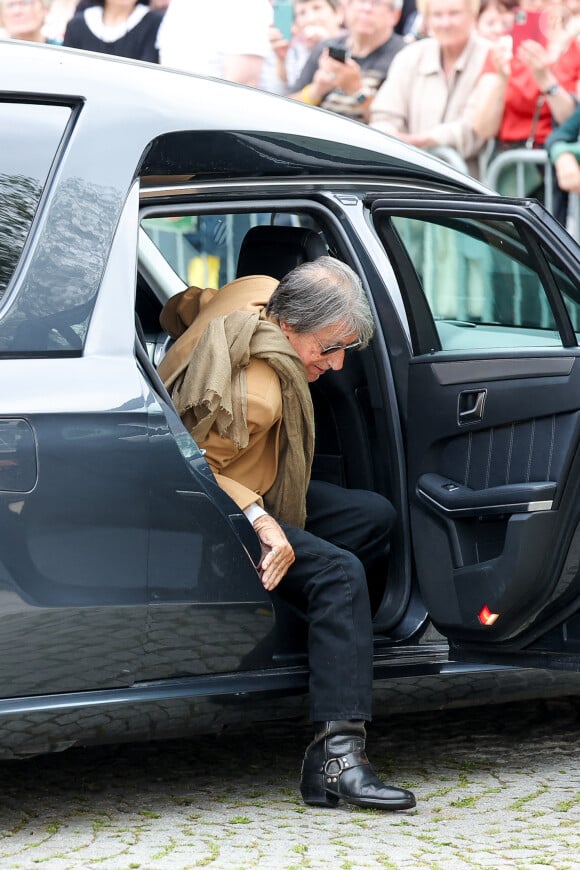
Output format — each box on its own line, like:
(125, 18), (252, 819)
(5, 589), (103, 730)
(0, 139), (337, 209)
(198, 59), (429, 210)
(0, 40), (486, 194)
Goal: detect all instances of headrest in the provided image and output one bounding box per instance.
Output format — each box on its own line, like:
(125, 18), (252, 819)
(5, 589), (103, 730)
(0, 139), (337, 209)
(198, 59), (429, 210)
(236, 225), (328, 280)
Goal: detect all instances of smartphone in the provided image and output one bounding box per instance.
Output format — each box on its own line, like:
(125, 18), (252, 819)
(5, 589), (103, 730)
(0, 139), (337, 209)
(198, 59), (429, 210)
(511, 8), (549, 51)
(274, 2), (294, 41)
(328, 44), (349, 64)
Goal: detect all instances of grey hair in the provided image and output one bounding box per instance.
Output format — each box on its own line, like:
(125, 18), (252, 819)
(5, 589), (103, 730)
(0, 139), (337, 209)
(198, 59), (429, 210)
(265, 256), (374, 347)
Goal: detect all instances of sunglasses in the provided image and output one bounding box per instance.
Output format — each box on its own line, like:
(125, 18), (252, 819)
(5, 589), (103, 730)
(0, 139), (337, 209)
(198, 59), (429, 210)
(312, 333), (363, 356)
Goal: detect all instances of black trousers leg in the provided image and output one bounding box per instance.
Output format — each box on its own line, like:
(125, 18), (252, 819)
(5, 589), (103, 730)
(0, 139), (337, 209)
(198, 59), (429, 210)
(276, 482), (397, 722)
(305, 480), (396, 567)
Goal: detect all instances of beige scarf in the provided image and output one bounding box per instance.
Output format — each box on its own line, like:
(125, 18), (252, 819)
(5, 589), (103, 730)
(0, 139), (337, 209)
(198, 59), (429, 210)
(169, 309), (314, 528)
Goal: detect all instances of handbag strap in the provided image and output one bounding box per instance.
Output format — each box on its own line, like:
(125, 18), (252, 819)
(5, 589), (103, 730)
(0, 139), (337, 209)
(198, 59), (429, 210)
(525, 96), (546, 149)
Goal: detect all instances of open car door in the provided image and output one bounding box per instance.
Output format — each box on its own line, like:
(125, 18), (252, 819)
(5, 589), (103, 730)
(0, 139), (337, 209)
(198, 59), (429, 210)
(372, 194), (580, 665)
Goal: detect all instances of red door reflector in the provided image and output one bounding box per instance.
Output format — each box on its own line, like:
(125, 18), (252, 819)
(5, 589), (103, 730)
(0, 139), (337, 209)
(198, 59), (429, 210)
(478, 605), (499, 626)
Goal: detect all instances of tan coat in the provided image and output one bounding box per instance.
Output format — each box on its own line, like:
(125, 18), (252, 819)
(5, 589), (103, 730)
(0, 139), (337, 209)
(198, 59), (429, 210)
(158, 275), (287, 513)
(189, 357), (283, 512)
(370, 32), (489, 177)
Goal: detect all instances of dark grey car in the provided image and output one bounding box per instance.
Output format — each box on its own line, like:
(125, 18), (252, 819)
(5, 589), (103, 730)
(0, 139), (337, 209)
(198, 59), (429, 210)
(1, 40), (580, 760)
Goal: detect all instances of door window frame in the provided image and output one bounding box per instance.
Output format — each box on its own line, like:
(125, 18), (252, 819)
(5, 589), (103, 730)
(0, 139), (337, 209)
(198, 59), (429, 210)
(370, 195), (580, 356)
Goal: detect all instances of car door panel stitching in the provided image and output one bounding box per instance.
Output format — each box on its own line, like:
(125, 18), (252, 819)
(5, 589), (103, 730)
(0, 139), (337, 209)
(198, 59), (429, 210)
(547, 415), (555, 481)
(506, 423), (514, 485)
(444, 414), (574, 493)
(485, 428), (493, 489)
(526, 418), (536, 484)
(465, 431), (472, 487)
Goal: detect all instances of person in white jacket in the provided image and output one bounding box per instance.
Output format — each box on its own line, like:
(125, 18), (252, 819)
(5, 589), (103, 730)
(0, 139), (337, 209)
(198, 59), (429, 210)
(157, 0), (272, 87)
(370, 0), (488, 177)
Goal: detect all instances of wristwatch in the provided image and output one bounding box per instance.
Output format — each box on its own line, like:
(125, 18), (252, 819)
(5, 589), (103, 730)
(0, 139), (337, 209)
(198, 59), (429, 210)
(353, 89), (370, 104)
(542, 83), (560, 96)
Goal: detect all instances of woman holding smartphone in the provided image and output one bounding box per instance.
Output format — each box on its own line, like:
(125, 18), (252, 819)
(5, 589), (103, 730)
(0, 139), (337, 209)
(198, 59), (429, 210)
(269, 0), (345, 92)
(471, 0), (579, 173)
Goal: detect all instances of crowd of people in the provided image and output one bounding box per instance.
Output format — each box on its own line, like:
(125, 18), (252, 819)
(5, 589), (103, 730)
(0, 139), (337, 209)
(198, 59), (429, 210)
(1, 0), (578, 204)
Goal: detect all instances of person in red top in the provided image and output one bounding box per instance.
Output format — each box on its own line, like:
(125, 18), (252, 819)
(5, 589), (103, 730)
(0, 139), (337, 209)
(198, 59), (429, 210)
(473, 32), (579, 147)
(470, 1), (579, 218)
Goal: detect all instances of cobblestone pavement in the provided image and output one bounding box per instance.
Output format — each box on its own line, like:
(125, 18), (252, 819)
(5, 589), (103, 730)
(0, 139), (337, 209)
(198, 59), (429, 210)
(0, 679), (579, 870)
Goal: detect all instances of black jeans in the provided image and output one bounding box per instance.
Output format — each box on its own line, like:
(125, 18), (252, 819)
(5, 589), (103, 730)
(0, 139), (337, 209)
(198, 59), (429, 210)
(277, 480), (396, 722)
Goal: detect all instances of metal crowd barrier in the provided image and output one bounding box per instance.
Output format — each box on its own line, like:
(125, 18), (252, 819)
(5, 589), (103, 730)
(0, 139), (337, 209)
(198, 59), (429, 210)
(484, 147), (555, 210)
(484, 148), (579, 241)
(430, 144), (579, 242)
(429, 145), (471, 175)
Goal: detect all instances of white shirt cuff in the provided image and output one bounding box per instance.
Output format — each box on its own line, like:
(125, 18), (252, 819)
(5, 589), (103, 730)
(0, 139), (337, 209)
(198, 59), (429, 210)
(244, 503), (268, 525)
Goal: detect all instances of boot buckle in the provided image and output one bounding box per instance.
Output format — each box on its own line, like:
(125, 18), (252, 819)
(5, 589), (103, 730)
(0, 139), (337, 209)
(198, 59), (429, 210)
(324, 750), (369, 784)
(324, 756), (350, 784)
(324, 756), (350, 777)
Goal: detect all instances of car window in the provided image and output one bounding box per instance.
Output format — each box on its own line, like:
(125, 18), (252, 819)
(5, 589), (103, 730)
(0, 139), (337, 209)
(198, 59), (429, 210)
(141, 212), (316, 290)
(387, 215), (564, 352)
(540, 242), (580, 339)
(0, 103), (71, 303)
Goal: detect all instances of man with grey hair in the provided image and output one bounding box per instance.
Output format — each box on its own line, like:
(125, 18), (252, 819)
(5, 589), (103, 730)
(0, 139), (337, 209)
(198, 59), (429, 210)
(158, 257), (416, 812)
(291, 0), (406, 123)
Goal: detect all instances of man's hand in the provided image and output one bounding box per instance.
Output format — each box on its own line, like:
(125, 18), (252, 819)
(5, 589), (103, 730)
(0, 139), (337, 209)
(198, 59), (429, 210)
(555, 152), (580, 193)
(315, 52), (364, 96)
(401, 131), (437, 149)
(252, 514), (295, 591)
(517, 39), (550, 82)
(269, 25), (289, 62)
(489, 36), (513, 79)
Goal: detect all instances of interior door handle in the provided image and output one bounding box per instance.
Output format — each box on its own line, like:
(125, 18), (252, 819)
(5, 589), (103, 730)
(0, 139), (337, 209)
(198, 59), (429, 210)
(458, 389), (487, 424)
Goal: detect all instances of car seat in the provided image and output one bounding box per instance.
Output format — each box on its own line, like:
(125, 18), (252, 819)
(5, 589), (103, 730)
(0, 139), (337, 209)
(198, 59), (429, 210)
(236, 225), (328, 279)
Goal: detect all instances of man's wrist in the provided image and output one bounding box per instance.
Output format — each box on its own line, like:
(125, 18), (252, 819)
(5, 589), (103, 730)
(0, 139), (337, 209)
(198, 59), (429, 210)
(542, 82), (560, 97)
(351, 88), (371, 104)
(550, 141), (580, 161)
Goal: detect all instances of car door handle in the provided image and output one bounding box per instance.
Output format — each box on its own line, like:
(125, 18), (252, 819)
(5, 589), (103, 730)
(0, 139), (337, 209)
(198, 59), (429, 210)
(458, 389), (487, 424)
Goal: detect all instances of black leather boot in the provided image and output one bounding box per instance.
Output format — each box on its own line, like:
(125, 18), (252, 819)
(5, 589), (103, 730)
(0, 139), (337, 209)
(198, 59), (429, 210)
(300, 720), (416, 811)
